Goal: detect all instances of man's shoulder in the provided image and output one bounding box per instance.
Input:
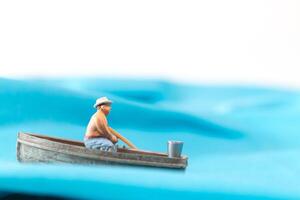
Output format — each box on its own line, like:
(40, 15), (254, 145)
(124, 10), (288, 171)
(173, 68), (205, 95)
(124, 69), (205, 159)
(90, 112), (98, 119)
(94, 111), (105, 119)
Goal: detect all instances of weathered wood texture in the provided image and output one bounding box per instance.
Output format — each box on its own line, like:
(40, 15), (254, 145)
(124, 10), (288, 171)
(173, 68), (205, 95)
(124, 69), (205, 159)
(17, 132), (188, 169)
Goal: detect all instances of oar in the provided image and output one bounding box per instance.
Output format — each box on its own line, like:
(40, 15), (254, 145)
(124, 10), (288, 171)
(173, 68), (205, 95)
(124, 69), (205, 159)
(109, 127), (138, 150)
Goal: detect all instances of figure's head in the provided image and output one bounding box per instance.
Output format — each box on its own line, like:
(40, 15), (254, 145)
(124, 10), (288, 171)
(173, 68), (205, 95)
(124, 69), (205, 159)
(97, 104), (111, 115)
(94, 97), (112, 115)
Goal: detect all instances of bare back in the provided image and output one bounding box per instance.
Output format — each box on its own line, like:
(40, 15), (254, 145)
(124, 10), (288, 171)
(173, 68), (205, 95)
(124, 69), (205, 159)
(85, 113), (106, 139)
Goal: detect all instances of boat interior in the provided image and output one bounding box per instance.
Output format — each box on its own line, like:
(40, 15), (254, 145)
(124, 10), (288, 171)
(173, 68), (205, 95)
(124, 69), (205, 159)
(27, 133), (169, 157)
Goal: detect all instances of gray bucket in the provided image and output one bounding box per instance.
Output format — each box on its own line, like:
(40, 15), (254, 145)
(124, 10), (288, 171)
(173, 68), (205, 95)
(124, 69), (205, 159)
(167, 141), (184, 158)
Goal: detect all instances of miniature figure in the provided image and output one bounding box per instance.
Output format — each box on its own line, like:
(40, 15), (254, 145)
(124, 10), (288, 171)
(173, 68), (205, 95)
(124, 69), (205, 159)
(84, 97), (138, 152)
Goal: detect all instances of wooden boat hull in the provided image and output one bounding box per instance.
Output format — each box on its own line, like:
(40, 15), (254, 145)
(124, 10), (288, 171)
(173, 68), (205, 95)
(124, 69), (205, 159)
(17, 132), (188, 169)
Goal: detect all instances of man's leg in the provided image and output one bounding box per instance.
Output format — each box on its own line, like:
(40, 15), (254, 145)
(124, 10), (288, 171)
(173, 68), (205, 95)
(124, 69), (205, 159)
(84, 138), (116, 152)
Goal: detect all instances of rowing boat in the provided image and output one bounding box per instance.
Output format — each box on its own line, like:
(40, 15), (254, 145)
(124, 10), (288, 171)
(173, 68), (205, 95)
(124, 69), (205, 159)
(17, 132), (188, 169)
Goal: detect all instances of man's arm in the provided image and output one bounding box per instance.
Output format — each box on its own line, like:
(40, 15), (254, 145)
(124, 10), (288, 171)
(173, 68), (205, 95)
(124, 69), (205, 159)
(109, 127), (137, 149)
(94, 112), (118, 143)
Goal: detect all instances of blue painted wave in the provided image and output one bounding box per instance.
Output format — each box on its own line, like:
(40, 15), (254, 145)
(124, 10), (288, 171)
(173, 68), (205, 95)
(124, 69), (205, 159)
(0, 77), (300, 199)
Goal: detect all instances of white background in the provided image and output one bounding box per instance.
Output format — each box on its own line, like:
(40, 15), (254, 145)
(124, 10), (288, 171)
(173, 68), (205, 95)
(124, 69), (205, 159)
(0, 0), (299, 87)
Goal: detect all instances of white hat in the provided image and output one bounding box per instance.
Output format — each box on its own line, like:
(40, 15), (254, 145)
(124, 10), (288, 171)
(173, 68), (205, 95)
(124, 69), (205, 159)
(93, 97), (112, 108)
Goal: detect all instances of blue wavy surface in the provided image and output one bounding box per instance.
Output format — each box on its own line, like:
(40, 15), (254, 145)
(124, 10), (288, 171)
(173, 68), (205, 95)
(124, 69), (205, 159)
(0, 78), (300, 199)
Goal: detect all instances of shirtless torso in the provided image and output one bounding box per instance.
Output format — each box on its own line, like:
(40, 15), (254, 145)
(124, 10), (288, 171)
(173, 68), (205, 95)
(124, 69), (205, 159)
(84, 111), (117, 143)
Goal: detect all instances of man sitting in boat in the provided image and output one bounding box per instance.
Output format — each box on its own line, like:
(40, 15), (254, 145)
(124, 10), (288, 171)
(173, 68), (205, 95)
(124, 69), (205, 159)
(84, 97), (137, 152)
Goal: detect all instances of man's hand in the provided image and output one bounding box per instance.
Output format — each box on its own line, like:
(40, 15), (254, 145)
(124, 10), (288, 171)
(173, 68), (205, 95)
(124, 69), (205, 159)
(109, 127), (137, 149)
(111, 134), (118, 144)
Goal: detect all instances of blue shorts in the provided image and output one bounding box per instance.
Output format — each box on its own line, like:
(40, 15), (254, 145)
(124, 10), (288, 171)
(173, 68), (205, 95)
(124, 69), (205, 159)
(84, 137), (117, 152)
